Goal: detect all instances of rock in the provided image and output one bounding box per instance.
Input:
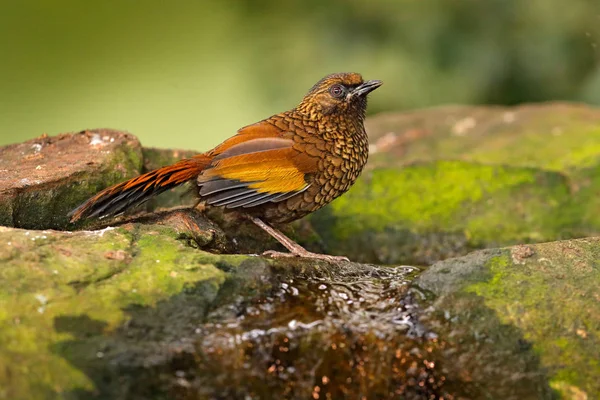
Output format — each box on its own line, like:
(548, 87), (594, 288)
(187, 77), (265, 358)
(0, 222), (231, 399)
(310, 103), (600, 264)
(415, 237), (600, 399)
(0, 222), (413, 399)
(363, 103), (600, 171)
(0, 130), (142, 230)
(0, 221), (562, 400)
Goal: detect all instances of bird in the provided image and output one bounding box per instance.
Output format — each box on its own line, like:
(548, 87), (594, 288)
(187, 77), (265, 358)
(69, 72), (382, 261)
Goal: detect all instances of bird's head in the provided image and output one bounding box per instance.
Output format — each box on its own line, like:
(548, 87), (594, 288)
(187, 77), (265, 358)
(296, 72), (382, 121)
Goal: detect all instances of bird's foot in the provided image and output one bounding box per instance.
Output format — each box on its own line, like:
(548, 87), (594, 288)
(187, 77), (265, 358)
(248, 216), (350, 262)
(262, 250), (350, 263)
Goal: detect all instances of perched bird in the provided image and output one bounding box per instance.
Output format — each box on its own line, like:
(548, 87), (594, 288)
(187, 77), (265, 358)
(70, 72), (382, 261)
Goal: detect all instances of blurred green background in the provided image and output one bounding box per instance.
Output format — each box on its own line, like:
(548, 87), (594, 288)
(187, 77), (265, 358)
(1, 0), (599, 151)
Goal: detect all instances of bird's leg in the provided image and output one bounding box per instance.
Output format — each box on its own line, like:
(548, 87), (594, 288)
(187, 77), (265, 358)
(248, 216), (349, 262)
(191, 197), (206, 212)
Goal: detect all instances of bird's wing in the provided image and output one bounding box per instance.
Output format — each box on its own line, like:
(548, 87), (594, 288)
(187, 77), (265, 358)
(198, 121), (318, 209)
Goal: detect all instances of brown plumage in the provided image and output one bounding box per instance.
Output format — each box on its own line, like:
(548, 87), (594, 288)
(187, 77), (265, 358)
(70, 72), (382, 261)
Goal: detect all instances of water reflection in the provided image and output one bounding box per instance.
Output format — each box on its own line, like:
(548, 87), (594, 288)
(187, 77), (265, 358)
(190, 262), (453, 400)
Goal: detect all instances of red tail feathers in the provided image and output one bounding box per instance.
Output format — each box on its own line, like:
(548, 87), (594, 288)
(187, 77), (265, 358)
(69, 155), (211, 222)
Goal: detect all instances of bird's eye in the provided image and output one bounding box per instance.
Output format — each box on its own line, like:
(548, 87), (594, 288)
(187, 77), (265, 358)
(329, 84), (345, 98)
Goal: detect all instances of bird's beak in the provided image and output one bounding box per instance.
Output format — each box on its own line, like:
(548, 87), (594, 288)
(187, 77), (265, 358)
(352, 80), (383, 97)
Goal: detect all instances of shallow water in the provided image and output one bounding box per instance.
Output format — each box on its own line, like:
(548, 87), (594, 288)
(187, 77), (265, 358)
(183, 261), (459, 400)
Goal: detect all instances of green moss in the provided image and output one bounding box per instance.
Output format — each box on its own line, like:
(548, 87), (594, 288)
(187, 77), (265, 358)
(310, 161), (571, 263)
(0, 196), (13, 226)
(0, 225), (243, 399)
(465, 171), (573, 245)
(464, 244), (600, 396)
(322, 161), (537, 237)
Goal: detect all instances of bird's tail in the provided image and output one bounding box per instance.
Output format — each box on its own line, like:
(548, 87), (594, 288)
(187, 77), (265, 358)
(69, 154), (211, 222)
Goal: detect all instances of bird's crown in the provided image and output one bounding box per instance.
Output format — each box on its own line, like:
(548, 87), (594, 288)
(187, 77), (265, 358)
(296, 72), (382, 120)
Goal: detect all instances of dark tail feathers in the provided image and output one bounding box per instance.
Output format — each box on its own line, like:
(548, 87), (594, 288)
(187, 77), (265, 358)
(69, 155), (210, 222)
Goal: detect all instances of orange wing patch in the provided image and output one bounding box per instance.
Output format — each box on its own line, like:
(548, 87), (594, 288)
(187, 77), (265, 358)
(203, 148), (310, 194)
(197, 130), (318, 209)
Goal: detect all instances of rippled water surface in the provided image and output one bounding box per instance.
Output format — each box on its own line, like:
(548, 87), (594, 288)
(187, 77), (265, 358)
(179, 261), (460, 400)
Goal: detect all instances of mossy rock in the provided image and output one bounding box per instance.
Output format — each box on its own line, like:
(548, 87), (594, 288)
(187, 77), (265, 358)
(0, 223), (252, 399)
(0, 130), (143, 230)
(363, 103), (600, 172)
(0, 222), (572, 399)
(416, 237), (600, 399)
(309, 103), (600, 264)
(310, 160), (573, 264)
